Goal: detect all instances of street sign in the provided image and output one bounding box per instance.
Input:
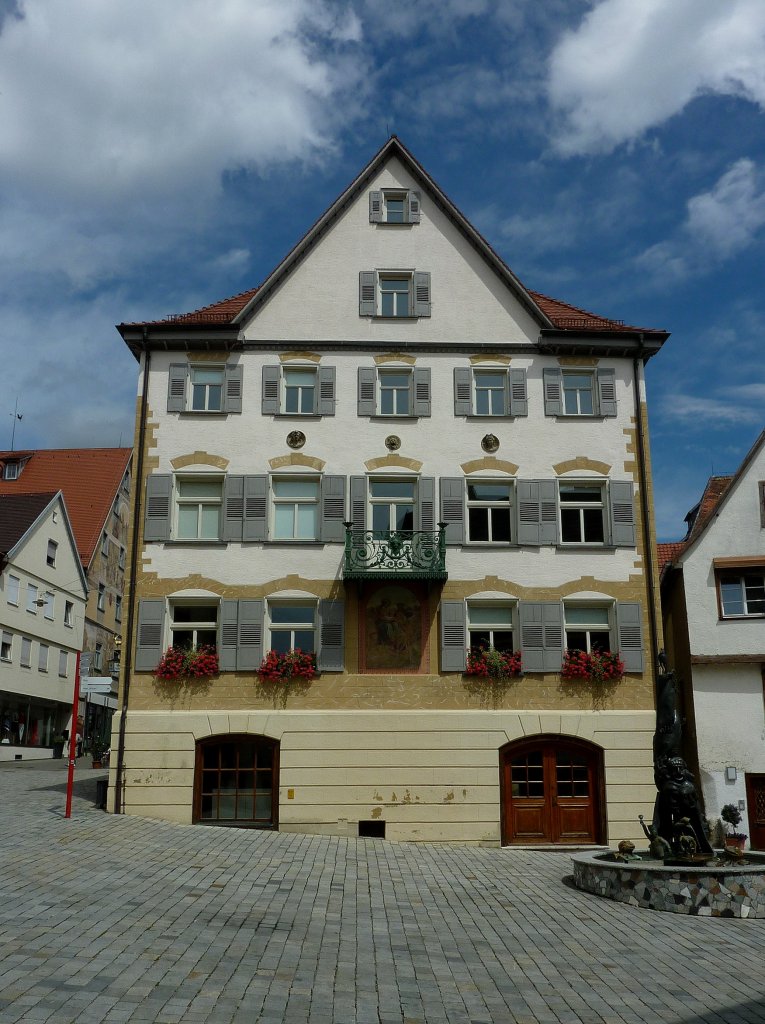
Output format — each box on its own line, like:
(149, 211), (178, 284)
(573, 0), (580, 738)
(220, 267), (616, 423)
(80, 677), (112, 694)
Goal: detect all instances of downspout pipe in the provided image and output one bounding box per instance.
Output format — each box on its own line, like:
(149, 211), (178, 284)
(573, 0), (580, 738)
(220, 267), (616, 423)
(114, 330), (150, 813)
(632, 339), (660, 683)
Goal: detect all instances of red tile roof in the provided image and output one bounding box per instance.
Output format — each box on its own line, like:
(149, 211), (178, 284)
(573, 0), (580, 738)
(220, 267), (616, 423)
(0, 449), (131, 568)
(656, 541), (686, 569)
(685, 475), (733, 542)
(0, 492), (57, 556)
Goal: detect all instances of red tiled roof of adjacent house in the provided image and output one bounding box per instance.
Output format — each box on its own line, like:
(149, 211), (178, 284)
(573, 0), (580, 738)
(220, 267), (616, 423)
(685, 475), (734, 541)
(0, 449), (131, 568)
(0, 492), (57, 555)
(656, 541), (686, 569)
(122, 287), (259, 327)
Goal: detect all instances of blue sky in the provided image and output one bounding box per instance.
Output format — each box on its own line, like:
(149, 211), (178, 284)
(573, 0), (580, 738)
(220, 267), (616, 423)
(1, 0), (764, 540)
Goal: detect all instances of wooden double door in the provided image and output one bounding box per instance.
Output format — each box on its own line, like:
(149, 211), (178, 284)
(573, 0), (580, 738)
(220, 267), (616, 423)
(745, 774), (765, 850)
(501, 737), (604, 845)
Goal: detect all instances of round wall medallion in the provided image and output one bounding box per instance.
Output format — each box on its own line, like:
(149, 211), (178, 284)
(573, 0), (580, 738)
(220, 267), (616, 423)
(481, 433), (500, 453)
(286, 430), (306, 449)
(385, 434), (402, 451)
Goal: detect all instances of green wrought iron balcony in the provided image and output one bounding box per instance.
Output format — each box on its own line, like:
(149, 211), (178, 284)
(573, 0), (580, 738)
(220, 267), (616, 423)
(343, 524), (448, 581)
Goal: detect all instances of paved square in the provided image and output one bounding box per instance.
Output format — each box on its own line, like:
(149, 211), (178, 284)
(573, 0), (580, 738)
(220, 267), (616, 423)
(1, 761), (764, 1023)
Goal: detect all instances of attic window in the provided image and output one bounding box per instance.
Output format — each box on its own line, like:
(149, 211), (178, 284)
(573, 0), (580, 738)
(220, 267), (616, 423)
(368, 189), (421, 224)
(3, 461), (19, 480)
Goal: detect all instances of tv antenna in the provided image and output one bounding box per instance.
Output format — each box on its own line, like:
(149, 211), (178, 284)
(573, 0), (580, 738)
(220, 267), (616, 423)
(9, 397), (22, 451)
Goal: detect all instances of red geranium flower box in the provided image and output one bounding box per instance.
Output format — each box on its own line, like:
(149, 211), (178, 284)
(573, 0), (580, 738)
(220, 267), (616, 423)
(561, 649), (624, 683)
(258, 649), (317, 683)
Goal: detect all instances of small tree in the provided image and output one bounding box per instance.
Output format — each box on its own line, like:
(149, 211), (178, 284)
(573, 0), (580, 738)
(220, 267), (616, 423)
(720, 803), (746, 841)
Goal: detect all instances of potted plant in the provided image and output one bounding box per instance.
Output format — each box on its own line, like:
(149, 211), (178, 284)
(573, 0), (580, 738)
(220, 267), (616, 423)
(258, 648), (317, 683)
(561, 649), (624, 683)
(154, 645), (219, 682)
(720, 803), (747, 851)
(465, 646), (522, 681)
(90, 740), (108, 769)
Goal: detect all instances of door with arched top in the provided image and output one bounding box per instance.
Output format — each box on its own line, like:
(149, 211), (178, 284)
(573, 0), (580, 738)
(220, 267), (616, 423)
(500, 736), (604, 845)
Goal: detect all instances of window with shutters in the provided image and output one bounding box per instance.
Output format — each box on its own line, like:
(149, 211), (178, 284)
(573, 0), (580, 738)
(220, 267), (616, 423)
(175, 477), (223, 541)
(369, 189), (421, 224)
(272, 478), (319, 540)
(261, 364), (335, 416)
(718, 572), (765, 617)
(453, 367), (528, 417)
(559, 482), (605, 544)
(170, 602), (218, 649)
(357, 366), (431, 418)
(358, 270), (431, 318)
(543, 367), (617, 417)
(267, 602), (316, 654)
(167, 362), (242, 414)
(466, 480), (514, 543)
(564, 605), (612, 653)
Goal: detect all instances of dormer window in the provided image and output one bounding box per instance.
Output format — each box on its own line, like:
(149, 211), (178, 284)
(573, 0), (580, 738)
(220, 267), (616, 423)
(3, 461), (19, 480)
(368, 189), (421, 224)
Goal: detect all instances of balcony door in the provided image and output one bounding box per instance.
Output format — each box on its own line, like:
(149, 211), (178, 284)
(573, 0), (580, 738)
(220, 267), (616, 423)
(500, 736), (604, 845)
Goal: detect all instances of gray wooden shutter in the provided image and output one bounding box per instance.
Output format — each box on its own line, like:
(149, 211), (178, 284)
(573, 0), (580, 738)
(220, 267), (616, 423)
(520, 602), (563, 673)
(359, 271), (376, 316)
(350, 476), (366, 534)
(516, 480), (557, 546)
(408, 191), (421, 223)
(417, 477), (436, 533)
(543, 367), (563, 416)
(454, 367), (472, 416)
(243, 476), (268, 541)
(237, 599), (264, 670)
(135, 599), (165, 671)
(318, 599), (344, 671)
(223, 364), (243, 413)
(218, 599), (239, 671)
(597, 368), (617, 416)
(414, 271), (431, 317)
(413, 367), (431, 417)
(318, 366), (336, 416)
(222, 475), (244, 542)
(144, 474), (172, 542)
(357, 367), (376, 416)
(320, 476), (346, 542)
(616, 602), (643, 672)
(440, 601), (467, 672)
(167, 364), (188, 412)
(509, 368), (528, 417)
(609, 481), (636, 546)
(369, 190), (382, 223)
(261, 365), (280, 415)
(440, 478), (465, 545)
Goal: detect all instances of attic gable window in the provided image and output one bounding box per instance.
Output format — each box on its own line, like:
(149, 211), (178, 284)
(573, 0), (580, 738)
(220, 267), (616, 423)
(369, 189), (421, 224)
(3, 461), (20, 480)
(358, 271), (431, 318)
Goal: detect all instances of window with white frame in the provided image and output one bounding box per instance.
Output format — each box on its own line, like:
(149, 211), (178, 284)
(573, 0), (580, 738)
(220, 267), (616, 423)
(467, 603), (515, 653)
(283, 368), (316, 414)
(369, 188), (420, 224)
(379, 370), (412, 415)
(175, 477), (223, 541)
(1, 632), (12, 662)
(564, 605), (612, 653)
(26, 583), (38, 613)
(170, 602), (218, 649)
(562, 372), (595, 415)
(97, 584), (106, 613)
(267, 602), (316, 654)
(43, 592), (54, 620)
(7, 575), (20, 606)
(64, 601), (74, 627)
(359, 270), (430, 318)
(38, 643), (49, 672)
(466, 480), (513, 543)
(380, 277), (411, 318)
(93, 642), (103, 671)
(4, 461), (19, 480)
(559, 482), (606, 544)
(474, 371), (507, 416)
(189, 366), (225, 412)
(20, 636), (31, 667)
(370, 479), (415, 536)
(719, 572), (765, 617)
(46, 540), (58, 567)
(58, 649), (68, 677)
(272, 478), (319, 540)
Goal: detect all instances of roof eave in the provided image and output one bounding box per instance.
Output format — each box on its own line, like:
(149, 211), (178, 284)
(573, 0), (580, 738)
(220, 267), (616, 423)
(538, 329), (668, 360)
(117, 323), (242, 360)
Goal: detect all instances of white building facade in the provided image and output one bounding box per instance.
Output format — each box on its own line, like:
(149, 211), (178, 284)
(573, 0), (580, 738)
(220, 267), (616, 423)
(113, 139), (668, 845)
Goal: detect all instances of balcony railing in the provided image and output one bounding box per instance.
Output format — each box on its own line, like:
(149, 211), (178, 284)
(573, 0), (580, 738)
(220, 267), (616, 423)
(343, 524), (447, 580)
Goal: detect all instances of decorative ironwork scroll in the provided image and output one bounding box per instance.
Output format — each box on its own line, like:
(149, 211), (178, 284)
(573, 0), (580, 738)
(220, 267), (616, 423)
(343, 527), (447, 580)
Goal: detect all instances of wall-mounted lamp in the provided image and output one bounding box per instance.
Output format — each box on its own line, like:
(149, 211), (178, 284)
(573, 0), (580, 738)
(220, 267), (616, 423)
(725, 766), (737, 782)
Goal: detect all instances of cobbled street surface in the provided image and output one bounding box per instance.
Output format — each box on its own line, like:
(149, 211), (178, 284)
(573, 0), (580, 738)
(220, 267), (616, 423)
(1, 763), (765, 1024)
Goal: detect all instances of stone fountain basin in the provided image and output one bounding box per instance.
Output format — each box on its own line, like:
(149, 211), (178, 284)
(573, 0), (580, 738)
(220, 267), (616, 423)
(571, 850), (765, 918)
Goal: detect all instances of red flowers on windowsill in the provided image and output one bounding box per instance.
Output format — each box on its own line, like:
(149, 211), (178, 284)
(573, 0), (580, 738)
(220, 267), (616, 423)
(257, 649), (317, 683)
(154, 645), (219, 681)
(561, 649), (624, 683)
(465, 646), (523, 680)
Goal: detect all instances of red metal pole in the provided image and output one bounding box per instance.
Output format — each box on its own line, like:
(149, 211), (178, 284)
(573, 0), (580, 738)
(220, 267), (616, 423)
(64, 649), (81, 819)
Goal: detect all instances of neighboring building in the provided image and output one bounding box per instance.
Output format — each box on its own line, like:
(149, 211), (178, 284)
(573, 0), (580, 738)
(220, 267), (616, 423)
(0, 492), (87, 759)
(0, 448), (133, 747)
(113, 137), (668, 845)
(658, 428), (765, 850)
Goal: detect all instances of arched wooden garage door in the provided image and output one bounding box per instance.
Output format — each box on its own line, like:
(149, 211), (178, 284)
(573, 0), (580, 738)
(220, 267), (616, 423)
(500, 736), (605, 845)
(194, 734), (279, 828)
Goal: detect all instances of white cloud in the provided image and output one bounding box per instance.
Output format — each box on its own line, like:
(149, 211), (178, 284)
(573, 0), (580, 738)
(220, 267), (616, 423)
(548, 0), (765, 155)
(660, 393), (762, 427)
(636, 159), (765, 281)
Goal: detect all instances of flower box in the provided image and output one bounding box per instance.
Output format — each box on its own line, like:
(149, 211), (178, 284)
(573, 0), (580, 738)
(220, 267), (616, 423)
(561, 649), (624, 683)
(154, 645), (219, 681)
(465, 647), (522, 680)
(258, 649), (317, 683)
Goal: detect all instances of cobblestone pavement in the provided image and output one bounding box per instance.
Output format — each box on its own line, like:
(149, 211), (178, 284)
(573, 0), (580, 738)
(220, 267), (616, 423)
(1, 763), (765, 1024)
